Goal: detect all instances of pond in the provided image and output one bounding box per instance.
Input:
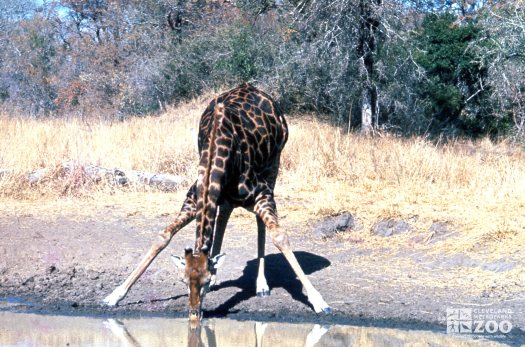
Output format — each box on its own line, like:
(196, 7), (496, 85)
(0, 310), (509, 347)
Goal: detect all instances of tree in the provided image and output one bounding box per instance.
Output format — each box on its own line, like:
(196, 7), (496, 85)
(413, 12), (495, 136)
(357, 0), (383, 134)
(290, 0), (364, 126)
(3, 12), (59, 116)
(477, 3), (525, 139)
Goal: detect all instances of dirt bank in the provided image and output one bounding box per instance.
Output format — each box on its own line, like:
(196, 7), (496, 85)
(0, 201), (524, 342)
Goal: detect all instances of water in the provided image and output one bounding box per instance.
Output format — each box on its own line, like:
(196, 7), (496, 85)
(0, 311), (508, 347)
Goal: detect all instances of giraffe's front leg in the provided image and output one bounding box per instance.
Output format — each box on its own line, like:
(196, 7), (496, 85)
(103, 189), (197, 306)
(209, 202), (233, 287)
(254, 194), (332, 314)
(103, 319), (141, 347)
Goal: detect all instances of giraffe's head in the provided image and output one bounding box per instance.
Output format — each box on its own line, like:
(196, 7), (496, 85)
(171, 246), (225, 321)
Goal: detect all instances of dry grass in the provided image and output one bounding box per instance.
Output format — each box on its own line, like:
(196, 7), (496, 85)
(280, 119), (525, 257)
(1, 95), (524, 260)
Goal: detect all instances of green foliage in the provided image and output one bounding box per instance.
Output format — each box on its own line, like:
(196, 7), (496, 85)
(159, 20), (275, 105)
(415, 14), (478, 80)
(219, 24), (259, 81)
(413, 13), (511, 137)
(414, 14), (477, 127)
(162, 34), (216, 101)
(236, 0), (275, 17)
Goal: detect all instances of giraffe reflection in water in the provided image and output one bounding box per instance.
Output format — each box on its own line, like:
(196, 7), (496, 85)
(104, 318), (329, 347)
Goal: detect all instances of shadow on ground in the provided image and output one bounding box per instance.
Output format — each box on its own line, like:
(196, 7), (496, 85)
(207, 251), (330, 317)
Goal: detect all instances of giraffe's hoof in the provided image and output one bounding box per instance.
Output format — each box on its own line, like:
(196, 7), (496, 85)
(320, 306), (333, 315)
(256, 289), (271, 297)
(102, 285), (126, 306)
(209, 274), (217, 287)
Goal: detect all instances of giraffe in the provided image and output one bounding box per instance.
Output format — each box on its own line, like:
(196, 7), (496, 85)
(103, 83), (332, 321)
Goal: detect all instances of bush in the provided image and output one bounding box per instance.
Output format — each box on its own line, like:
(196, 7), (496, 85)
(413, 13), (512, 137)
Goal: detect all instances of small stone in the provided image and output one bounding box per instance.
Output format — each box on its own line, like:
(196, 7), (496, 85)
(88, 271), (100, 280)
(482, 260), (516, 273)
(313, 212), (354, 239)
(429, 221), (451, 235)
(373, 219), (411, 237)
(46, 265), (57, 275)
(426, 222), (458, 243)
(22, 276), (35, 286)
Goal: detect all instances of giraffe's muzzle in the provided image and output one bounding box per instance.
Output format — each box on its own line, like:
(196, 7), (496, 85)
(189, 309), (200, 321)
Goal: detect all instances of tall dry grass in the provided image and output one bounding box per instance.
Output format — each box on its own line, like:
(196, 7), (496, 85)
(281, 119), (525, 256)
(1, 95), (524, 257)
(0, 96), (205, 197)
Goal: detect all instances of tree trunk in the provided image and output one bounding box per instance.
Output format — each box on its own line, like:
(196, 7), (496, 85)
(358, 0), (382, 135)
(361, 88), (373, 135)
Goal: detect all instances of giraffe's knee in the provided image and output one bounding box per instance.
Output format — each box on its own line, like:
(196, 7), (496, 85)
(156, 230), (172, 247)
(271, 229), (290, 249)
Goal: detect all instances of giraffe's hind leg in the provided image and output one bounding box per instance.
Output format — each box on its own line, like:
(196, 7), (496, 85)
(256, 215), (270, 297)
(103, 186), (197, 306)
(254, 194), (332, 314)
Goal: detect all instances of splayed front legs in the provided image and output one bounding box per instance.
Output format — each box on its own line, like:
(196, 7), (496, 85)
(103, 193), (196, 306)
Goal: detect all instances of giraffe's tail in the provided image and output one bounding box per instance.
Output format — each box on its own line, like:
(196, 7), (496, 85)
(195, 102), (226, 251)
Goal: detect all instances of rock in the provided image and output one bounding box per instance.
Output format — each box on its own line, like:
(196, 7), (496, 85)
(0, 169), (10, 180)
(436, 254), (478, 268)
(429, 221), (451, 235)
(28, 168), (47, 184)
(22, 276), (35, 286)
(426, 221), (457, 243)
(46, 265), (58, 275)
(88, 270), (100, 280)
(372, 219), (411, 237)
(313, 213), (354, 239)
(68, 267), (77, 280)
(482, 260), (516, 272)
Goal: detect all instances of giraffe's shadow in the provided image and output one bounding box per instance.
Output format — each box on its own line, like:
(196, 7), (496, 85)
(206, 251), (330, 317)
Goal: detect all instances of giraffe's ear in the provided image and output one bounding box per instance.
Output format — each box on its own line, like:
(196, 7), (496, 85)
(210, 253), (226, 270)
(171, 255), (186, 270)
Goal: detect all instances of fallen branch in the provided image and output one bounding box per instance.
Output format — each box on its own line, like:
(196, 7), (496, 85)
(0, 162), (183, 191)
